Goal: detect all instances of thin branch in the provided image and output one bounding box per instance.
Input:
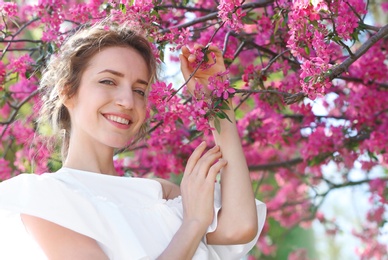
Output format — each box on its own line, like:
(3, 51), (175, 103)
(283, 114), (348, 120)
(337, 76), (388, 89)
(235, 88), (290, 96)
(0, 89), (39, 139)
(4, 48), (40, 52)
(166, 21), (226, 101)
(0, 39), (43, 43)
(161, 0), (274, 33)
(261, 49), (291, 73)
(249, 158), (303, 171)
(157, 5), (215, 13)
(359, 22), (381, 32)
(234, 89), (306, 104)
(329, 24), (388, 80)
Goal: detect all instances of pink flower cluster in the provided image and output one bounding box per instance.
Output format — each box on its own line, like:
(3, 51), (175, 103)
(287, 0), (366, 98)
(2, 0), (388, 258)
(36, 0), (67, 42)
(207, 70), (235, 100)
(0, 158), (12, 181)
(217, 0), (245, 31)
(0, 2), (18, 17)
(353, 225), (388, 259)
(335, 0), (366, 40)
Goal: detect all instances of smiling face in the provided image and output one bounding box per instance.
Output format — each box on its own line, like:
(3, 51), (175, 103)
(65, 46), (149, 149)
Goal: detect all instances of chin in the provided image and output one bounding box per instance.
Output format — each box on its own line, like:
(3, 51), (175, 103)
(109, 138), (137, 150)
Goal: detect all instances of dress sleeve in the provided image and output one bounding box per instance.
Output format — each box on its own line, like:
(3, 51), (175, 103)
(0, 173), (150, 260)
(204, 183), (267, 260)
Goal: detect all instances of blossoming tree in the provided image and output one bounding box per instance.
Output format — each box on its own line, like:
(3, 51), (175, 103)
(1, 0), (387, 258)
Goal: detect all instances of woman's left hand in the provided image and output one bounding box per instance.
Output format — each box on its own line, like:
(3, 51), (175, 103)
(180, 44), (227, 99)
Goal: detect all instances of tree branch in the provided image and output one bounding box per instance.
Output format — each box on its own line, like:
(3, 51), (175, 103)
(329, 23), (388, 80)
(161, 0), (274, 32)
(249, 158), (303, 171)
(0, 89), (39, 138)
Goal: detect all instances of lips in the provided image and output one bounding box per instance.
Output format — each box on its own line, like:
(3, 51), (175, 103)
(103, 113), (133, 128)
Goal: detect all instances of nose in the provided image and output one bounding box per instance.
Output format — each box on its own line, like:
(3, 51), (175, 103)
(115, 88), (134, 110)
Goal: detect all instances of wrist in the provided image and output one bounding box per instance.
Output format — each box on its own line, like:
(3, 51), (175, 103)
(181, 219), (209, 237)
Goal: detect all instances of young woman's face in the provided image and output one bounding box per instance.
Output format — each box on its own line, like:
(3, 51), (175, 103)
(66, 46), (149, 149)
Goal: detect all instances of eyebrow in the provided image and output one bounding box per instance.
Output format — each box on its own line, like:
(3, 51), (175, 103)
(98, 69), (149, 86)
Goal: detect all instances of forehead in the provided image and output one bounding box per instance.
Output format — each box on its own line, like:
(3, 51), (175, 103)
(85, 46), (149, 79)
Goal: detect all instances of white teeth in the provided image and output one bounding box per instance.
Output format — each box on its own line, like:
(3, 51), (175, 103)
(106, 115), (130, 125)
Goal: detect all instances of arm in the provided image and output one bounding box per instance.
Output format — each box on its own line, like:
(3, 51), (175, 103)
(180, 45), (259, 245)
(22, 144), (226, 260)
(21, 214), (109, 260)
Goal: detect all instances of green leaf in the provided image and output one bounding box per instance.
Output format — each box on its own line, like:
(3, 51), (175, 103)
(282, 13), (289, 27)
(219, 100), (231, 110)
(119, 3), (126, 14)
(214, 99), (222, 108)
(202, 48), (210, 63)
(159, 49), (165, 62)
(351, 30), (360, 42)
(304, 46), (310, 55)
(304, 76), (313, 83)
(216, 111), (226, 119)
(223, 111), (232, 123)
(214, 117), (221, 134)
(274, 17), (281, 35)
(241, 16), (256, 25)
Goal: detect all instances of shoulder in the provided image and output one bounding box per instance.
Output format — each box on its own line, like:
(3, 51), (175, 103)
(154, 178), (181, 200)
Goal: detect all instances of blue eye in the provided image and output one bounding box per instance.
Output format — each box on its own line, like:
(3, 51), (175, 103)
(99, 80), (115, 85)
(134, 89), (145, 97)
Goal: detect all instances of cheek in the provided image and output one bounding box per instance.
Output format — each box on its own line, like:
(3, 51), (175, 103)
(135, 98), (147, 118)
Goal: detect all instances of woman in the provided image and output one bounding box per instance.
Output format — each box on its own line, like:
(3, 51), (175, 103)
(0, 22), (266, 259)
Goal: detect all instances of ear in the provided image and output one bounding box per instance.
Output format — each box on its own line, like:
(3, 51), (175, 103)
(59, 85), (75, 109)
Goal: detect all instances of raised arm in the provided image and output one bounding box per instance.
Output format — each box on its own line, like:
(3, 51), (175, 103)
(180, 44), (259, 245)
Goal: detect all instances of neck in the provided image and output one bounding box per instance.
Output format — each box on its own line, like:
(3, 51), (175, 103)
(63, 135), (117, 176)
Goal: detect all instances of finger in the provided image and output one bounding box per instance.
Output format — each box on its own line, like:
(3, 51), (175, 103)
(188, 54), (196, 63)
(191, 146), (221, 176)
(179, 54), (196, 93)
(193, 43), (204, 50)
(184, 141), (207, 176)
(181, 46), (191, 58)
(207, 159), (227, 181)
(206, 44), (222, 55)
(204, 45), (223, 63)
(179, 54), (190, 80)
(195, 151), (222, 178)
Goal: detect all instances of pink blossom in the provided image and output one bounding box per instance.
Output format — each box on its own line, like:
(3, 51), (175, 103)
(383, 3), (388, 12)
(255, 15), (273, 45)
(0, 158), (12, 180)
(288, 248), (309, 260)
(256, 235), (277, 255)
(353, 225), (388, 259)
(0, 2), (18, 17)
(369, 179), (388, 204)
(0, 61), (5, 84)
(218, 0), (245, 31)
(7, 54), (34, 75)
(207, 71), (235, 100)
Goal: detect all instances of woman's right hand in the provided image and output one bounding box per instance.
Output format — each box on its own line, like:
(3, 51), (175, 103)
(180, 142), (228, 231)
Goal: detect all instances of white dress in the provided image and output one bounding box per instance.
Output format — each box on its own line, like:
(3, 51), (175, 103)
(0, 168), (266, 260)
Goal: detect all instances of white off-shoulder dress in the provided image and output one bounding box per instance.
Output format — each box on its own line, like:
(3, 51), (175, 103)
(0, 167), (266, 260)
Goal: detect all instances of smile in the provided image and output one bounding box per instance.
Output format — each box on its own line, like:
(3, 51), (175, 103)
(105, 115), (131, 125)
